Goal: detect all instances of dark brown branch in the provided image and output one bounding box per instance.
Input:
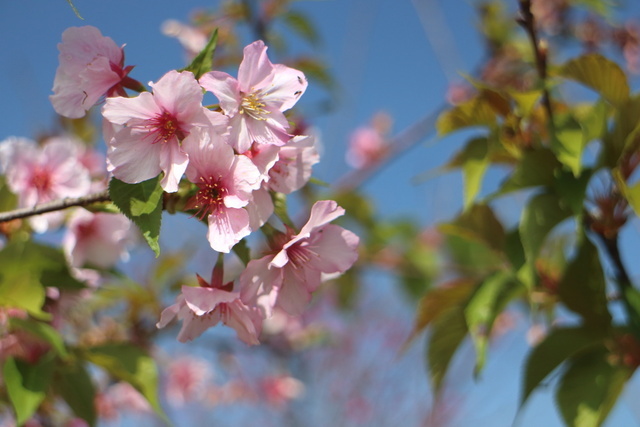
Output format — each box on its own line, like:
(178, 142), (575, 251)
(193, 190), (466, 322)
(517, 0), (555, 129)
(0, 190), (111, 223)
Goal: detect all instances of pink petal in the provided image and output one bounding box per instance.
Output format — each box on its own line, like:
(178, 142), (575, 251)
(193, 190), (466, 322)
(238, 40), (275, 91)
(151, 71), (204, 121)
(182, 286), (239, 315)
(261, 64), (307, 112)
(239, 255), (282, 318)
(306, 224), (360, 273)
(199, 71), (240, 115)
(177, 311), (220, 343)
(246, 186), (274, 231)
(296, 200), (345, 241)
(102, 93), (160, 124)
(107, 128), (162, 184)
(158, 140), (189, 193)
(276, 267), (315, 316)
(206, 207), (251, 253)
(225, 300), (262, 345)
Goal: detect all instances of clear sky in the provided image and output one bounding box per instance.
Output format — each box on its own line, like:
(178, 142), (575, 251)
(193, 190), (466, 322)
(2, 0), (640, 426)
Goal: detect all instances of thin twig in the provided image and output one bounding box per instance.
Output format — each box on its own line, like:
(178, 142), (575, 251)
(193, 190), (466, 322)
(0, 190), (111, 223)
(517, 0), (555, 129)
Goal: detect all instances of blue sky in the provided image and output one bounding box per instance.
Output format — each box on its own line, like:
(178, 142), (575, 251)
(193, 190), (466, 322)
(3, 0), (640, 426)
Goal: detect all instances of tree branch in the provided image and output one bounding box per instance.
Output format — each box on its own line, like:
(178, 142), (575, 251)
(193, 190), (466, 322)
(0, 190), (111, 223)
(517, 0), (555, 129)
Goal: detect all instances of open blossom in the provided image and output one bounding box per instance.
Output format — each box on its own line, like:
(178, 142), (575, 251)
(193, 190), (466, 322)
(157, 274), (262, 345)
(51, 26), (133, 119)
(200, 40), (308, 153)
(240, 200), (359, 317)
(103, 70), (224, 193)
(184, 128), (261, 252)
(267, 134), (319, 194)
(2, 137), (91, 232)
(63, 209), (135, 269)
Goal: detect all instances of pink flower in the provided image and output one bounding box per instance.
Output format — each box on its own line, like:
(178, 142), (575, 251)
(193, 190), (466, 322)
(183, 128), (261, 252)
(157, 275), (262, 345)
(267, 134), (319, 194)
(199, 40), (308, 153)
(63, 209), (135, 269)
(346, 127), (386, 169)
(240, 200), (359, 317)
(164, 356), (212, 406)
(2, 137), (91, 232)
(161, 20), (208, 59)
(103, 70), (223, 193)
(50, 26), (132, 119)
(260, 375), (305, 407)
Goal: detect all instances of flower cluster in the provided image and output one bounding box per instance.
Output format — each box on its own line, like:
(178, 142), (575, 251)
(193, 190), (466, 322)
(47, 26), (359, 346)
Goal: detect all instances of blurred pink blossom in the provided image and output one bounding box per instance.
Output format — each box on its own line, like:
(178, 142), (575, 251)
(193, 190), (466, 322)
(161, 20), (208, 59)
(164, 355), (213, 406)
(259, 375), (305, 407)
(200, 40), (308, 153)
(96, 382), (151, 421)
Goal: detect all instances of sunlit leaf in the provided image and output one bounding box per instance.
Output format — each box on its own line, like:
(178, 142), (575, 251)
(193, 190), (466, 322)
(556, 348), (631, 427)
(4, 354), (55, 425)
(448, 138), (490, 209)
(559, 53), (629, 107)
(552, 113), (586, 177)
(521, 327), (605, 406)
(109, 177), (162, 256)
(601, 95), (640, 168)
(436, 95), (497, 136)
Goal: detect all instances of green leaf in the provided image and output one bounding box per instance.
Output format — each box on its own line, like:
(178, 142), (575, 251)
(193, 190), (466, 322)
(518, 191), (573, 289)
(4, 354), (55, 425)
(232, 239), (251, 265)
(464, 272), (523, 375)
(427, 308), (468, 392)
(29, 242), (85, 290)
(283, 11), (319, 45)
(181, 29), (218, 79)
(272, 192), (294, 228)
(601, 95), (640, 168)
(553, 168), (592, 216)
(559, 53), (629, 107)
(84, 343), (168, 423)
(557, 234), (611, 329)
(408, 278), (476, 343)
(437, 95), (496, 136)
(552, 113), (586, 177)
(109, 177), (162, 256)
(439, 203), (505, 253)
(521, 327), (606, 406)
(495, 148), (560, 196)
(449, 138), (490, 209)
(9, 318), (68, 359)
(556, 348), (631, 427)
(54, 361), (96, 426)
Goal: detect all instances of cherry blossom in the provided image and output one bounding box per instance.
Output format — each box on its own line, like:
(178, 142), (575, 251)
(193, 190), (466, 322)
(2, 137), (91, 232)
(240, 200), (359, 317)
(183, 128), (261, 252)
(103, 70), (223, 193)
(346, 113), (391, 169)
(267, 134), (319, 194)
(164, 355), (213, 406)
(199, 40), (308, 153)
(63, 209), (135, 269)
(157, 274), (262, 345)
(50, 26), (134, 119)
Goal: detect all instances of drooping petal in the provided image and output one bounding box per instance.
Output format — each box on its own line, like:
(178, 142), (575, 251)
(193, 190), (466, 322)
(239, 255), (282, 319)
(177, 311), (220, 343)
(206, 207), (251, 253)
(158, 139), (189, 193)
(182, 286), (239, 315)
(276, 267), (315, 316)
(225, 300), (262, 345)
(295, 200), (346, 242)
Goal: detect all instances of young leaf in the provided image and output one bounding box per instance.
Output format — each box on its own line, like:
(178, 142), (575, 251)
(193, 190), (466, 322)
(552, 113), (586, 177)
(84, 343), (168, 424)
(0, 242), (49, 319)
(109, 177), (163, 257)
(439, 203), (506, 254)
(495, 148), (560, 196)
(436, 95), (496, 136)
(181, 29), (218, 79)
(54, 361), (97, 426)
(449, 137), (490, 209)
(521, 327), (605, 406)
(556, 348), (631, 427)
(559, 53), (629, 107)
(4, 354), (56, 425)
